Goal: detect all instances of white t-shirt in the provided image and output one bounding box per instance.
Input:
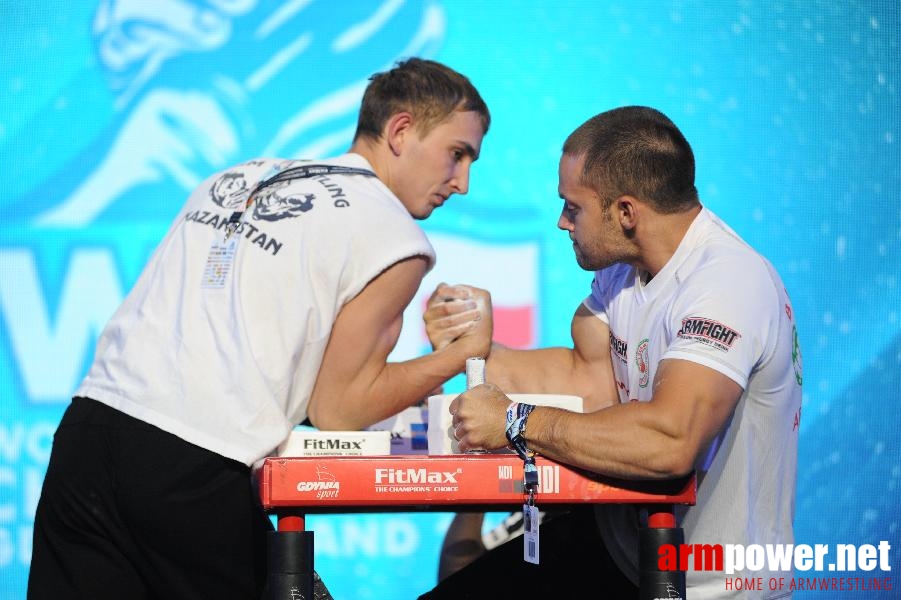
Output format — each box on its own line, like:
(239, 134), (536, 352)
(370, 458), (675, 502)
(76, 153), (435, 466)
(584, 208), (802, 599)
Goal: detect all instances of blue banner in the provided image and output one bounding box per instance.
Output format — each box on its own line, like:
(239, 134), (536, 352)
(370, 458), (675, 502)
(1, 1), (899, 598)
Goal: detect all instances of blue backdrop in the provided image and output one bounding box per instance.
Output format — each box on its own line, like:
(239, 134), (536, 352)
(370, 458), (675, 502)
(1, 1), (899, 598)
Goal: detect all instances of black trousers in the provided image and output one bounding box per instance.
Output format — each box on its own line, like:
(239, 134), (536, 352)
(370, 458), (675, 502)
(418, 505), (638, 600)
(28, 397), (273, 600)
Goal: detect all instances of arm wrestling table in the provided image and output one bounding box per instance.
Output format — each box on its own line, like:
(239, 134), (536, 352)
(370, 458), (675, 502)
(257, 454), (696, 600)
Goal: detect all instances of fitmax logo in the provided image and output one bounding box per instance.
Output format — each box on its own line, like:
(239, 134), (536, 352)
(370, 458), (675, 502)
(374, 468), (461, 484)
(303, 439), (363, 450)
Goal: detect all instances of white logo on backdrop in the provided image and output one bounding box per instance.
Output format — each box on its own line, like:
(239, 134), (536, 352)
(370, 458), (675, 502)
(3, 0), (450, 402)
(36, 0), (446, 227)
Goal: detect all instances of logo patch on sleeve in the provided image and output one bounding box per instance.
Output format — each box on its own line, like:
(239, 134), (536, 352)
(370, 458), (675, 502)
(677, 317), (741, 351)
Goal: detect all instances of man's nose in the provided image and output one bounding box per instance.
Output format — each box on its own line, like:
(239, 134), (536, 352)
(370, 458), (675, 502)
(449, 164), (470, 195)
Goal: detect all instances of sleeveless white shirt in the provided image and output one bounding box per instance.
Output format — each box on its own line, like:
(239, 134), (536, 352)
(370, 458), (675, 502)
(77, 153), (435, 466)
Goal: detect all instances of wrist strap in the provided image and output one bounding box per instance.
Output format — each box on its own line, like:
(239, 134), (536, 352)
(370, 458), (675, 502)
(505, 402), (535, 459)
(505, 402), (539, 500)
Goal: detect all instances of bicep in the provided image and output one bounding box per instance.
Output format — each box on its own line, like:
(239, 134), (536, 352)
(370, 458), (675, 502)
(570, 303), (619, 411)
(649, 358), (743, 461)
(307, 256), (429, 426)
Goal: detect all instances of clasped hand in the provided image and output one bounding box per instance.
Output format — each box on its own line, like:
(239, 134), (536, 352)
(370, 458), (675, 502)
(423, 283), (493, 356)
(449, 383), (511, 452)
(422, 282), (510, 451)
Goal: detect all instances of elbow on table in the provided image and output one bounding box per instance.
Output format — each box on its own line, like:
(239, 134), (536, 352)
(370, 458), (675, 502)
(305, 404), (365, 432)
(650, 444), (697, 480)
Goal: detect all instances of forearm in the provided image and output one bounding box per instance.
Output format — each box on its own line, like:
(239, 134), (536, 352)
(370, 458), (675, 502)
(311, 341), (472, 430)
(523, 402), (697, 480)
(487, 343), (616, 410)
(518, 358), (742, 480)
(486, 344), (577, 392)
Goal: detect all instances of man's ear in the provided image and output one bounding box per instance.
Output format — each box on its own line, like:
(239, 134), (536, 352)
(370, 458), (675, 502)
(386, 112), (414, 156)
(615, 195), (639, 230)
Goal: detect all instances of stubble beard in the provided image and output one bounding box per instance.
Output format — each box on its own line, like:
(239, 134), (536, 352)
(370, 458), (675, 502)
(574, 242), (621, 272)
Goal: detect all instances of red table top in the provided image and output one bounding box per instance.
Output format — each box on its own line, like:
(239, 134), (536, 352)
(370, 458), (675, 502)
(258, 454), (696, 511)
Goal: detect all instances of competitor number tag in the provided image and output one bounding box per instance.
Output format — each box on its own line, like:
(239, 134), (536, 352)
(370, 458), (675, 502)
(201, 238), (237, 289)
(523, 502), (539, 564)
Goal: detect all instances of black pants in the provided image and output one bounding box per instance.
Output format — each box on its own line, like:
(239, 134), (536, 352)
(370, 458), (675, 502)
(418, 506), (638, 599)
(28, 397), (273, 599)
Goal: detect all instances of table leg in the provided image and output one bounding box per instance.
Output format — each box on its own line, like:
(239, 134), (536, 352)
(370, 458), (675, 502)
(639, 505), (686, 600)
(262, 511), (314, 600)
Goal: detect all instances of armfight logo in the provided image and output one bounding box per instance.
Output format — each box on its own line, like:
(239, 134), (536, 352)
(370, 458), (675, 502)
(677, 317), (741, 352)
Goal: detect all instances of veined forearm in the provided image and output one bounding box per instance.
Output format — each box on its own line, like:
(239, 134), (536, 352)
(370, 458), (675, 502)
(486, 343), (614, 409)
(524, 402), (696, 480)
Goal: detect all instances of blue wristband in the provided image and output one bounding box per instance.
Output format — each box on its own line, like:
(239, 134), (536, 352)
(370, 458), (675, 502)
(505, 402), (535, 461)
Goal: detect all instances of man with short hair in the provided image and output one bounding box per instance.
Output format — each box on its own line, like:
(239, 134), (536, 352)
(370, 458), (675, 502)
(29, 57), (493, 600)
(422, 106), (802, 599)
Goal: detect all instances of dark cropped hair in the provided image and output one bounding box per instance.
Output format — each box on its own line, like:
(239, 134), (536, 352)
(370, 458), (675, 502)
(354, 57), (490, 141)
(563, 106), (699, 213)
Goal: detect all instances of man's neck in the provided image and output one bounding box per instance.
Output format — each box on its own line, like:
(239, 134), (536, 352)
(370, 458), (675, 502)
(348, 138), (389, 183)
(639, 204), (703, 278)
